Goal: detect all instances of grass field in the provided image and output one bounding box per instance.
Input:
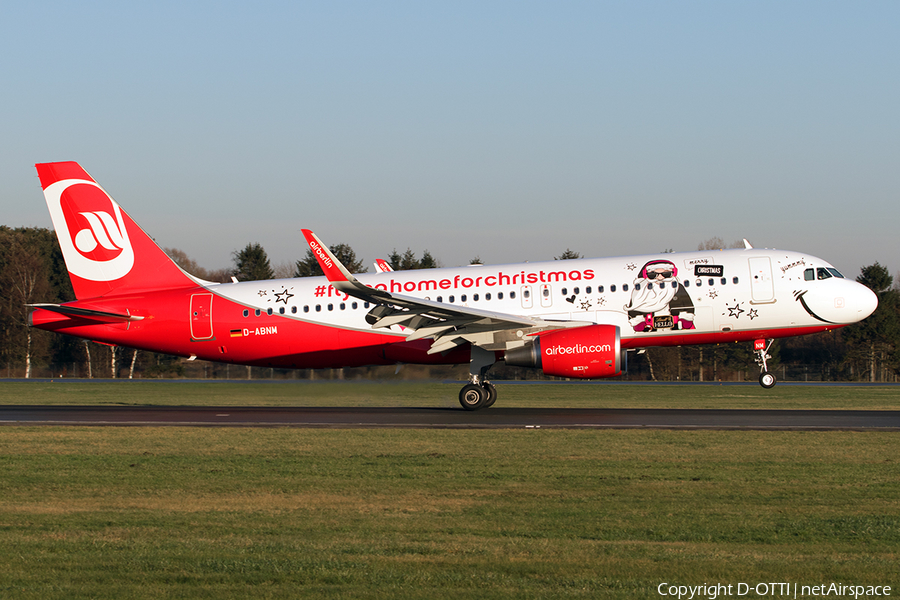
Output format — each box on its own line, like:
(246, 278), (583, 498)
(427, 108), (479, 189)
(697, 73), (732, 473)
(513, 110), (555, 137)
(1, 382), (898, 598)
(3, 379), (900, 409)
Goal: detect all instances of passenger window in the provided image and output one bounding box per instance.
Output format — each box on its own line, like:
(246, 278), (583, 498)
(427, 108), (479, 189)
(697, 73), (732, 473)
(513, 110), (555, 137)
(498, 292), (504, 300)
(733, 277), (739, 284)
(461, 294), (467, 302)
(523, 289), (530, 298)
(684, 280), (690, 287)
(586, 286), (592, 294)
(598, 286), (604, 293)
(542, 288), (550, 297)
(279, 307), (285, 314)
(623, 284), (629, 292)
(267, 308), (273, 316)
(449, 295), (455, 303)
(611, 285), (616, 293)
(635, 283), (641, 290)
(304, 306), (309, 313)
(804, 269), (815, 281)
(562, 288), (568, 296)
(243, 309), (249, 317)
(473, 294), (479, 301)
(315, 305), (321, 312)
(574, 287), (579, 295)
(708, 279), (715, 286)
(510, 291), (516, 299)
(721, 278), (726, 286)
(695, 279), (702, 287)
(486, 293), (491, 300)
(291, 306), (297, 314)
(340, 303), (345, 310)
(672, 281), (678, 288)
(352, 302), (358, 309)
(437, 296), (443, 303)
(364, 302), (370, 308)
(327, 304), (333, 311)
(255, 309), (261, 317)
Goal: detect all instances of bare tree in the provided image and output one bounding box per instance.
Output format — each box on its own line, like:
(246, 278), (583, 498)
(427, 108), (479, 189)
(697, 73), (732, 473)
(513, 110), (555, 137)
(698, 237), (744, 251)
(1, 233), (52, 377)
(165, 248), (231, 282)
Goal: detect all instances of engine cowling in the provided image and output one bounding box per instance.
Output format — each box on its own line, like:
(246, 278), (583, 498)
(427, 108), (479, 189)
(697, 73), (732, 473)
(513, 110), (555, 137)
(504, 324), (623, 379)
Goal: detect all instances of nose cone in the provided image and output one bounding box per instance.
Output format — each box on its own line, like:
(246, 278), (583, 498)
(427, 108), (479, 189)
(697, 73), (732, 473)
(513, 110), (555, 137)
(856, 283), (879, 321)
(800, 279), (878, 325)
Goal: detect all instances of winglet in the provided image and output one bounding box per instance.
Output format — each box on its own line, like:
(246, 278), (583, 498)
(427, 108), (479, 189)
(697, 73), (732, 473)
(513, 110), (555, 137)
(301, 229), (355, 283)
(374, 258), (394, 273)
(300, 229), (389, 301)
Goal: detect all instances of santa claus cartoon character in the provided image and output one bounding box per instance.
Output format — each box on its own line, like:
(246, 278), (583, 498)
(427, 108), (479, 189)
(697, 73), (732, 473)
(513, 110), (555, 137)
(624, 259), (695, 332)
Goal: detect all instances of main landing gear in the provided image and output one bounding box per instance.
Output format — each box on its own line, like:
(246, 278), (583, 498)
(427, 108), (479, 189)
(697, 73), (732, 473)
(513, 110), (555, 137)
(754, 339), (777, 389)
(459, 346), (498, 411)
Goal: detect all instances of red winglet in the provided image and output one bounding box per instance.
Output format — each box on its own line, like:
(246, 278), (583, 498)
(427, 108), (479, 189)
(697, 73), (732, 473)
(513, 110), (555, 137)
(301, 229), (351, 282)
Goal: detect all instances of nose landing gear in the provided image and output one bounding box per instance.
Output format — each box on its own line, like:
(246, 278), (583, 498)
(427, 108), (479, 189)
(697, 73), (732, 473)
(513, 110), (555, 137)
(754, 339), (777, 388)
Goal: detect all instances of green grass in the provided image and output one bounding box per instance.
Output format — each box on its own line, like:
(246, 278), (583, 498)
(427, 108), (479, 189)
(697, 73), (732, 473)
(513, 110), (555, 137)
(1, 379), (900, 409)
(0, 383), (898, 598)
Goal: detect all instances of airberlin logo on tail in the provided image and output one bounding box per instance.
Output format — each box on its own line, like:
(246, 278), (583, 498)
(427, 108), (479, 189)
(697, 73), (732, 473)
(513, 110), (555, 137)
(43, 179), (135, 282)
(73, 210), (128, 255)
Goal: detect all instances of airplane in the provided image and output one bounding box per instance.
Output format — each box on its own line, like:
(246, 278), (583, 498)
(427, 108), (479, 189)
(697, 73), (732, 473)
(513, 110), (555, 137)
(28, 161), (878, 410)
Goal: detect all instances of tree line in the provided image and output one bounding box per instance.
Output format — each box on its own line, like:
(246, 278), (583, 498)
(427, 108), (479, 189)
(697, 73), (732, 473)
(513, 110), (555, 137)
(1, 226), (897, 382)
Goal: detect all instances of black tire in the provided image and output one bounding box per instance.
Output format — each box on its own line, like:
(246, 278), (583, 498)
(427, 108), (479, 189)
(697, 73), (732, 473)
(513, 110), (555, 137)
(482, 382), (497, 408)
(459, 383), (487, 410)
(759, 371), (777, 389)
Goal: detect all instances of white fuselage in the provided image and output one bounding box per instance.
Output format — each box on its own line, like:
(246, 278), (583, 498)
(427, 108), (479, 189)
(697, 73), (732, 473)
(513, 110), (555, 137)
(208, 247), (876, 350)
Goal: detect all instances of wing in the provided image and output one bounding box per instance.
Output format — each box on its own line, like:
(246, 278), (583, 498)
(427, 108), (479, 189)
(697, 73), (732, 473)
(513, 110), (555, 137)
(300, 230), (589, 354)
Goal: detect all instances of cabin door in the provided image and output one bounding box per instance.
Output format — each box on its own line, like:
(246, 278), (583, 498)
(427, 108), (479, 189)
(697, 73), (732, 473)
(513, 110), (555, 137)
(748, 257), (775, 303)
(190, 293), (214, 340)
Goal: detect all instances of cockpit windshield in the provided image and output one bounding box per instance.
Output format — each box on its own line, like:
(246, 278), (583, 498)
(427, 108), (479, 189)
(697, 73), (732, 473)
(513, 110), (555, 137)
(805, 267), (845, 281)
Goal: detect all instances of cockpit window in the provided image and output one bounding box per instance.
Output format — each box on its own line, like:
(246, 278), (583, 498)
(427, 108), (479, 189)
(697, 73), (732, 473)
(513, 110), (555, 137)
(827, 268), (844, 278)
(804, 269), (815, 281)
(817, 268), (832, 280)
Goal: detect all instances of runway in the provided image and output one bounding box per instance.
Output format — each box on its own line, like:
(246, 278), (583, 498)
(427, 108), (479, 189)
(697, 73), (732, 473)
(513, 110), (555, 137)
(2, 405), (899, 429)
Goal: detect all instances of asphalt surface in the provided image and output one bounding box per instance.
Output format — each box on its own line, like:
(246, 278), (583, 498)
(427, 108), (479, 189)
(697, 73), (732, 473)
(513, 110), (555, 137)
(1, 405), (899, 429)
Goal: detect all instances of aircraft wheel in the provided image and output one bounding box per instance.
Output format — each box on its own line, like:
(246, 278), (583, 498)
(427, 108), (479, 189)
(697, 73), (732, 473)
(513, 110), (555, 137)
(482, 382), (497, 408)
(759, 371), (777, 389)
(459, 383), (488, 411)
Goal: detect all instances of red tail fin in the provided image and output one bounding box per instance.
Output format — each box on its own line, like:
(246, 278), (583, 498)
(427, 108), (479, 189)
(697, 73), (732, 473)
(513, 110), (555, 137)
(36, 162), (197, 299)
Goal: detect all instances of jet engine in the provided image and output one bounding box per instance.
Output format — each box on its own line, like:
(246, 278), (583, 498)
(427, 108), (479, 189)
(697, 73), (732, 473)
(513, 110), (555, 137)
(504, 324), (624, 379)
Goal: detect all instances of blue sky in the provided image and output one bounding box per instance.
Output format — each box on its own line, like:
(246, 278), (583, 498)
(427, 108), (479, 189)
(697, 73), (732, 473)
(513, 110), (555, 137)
(2, 2), (898, 276)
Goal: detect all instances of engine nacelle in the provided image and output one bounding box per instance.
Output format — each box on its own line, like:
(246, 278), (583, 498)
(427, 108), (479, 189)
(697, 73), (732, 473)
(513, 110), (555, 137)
(504, 324), (624, 379)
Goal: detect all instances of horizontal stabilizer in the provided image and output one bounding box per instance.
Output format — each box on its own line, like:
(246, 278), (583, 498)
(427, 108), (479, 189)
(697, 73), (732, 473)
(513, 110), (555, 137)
(28, 303), (144, 323)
